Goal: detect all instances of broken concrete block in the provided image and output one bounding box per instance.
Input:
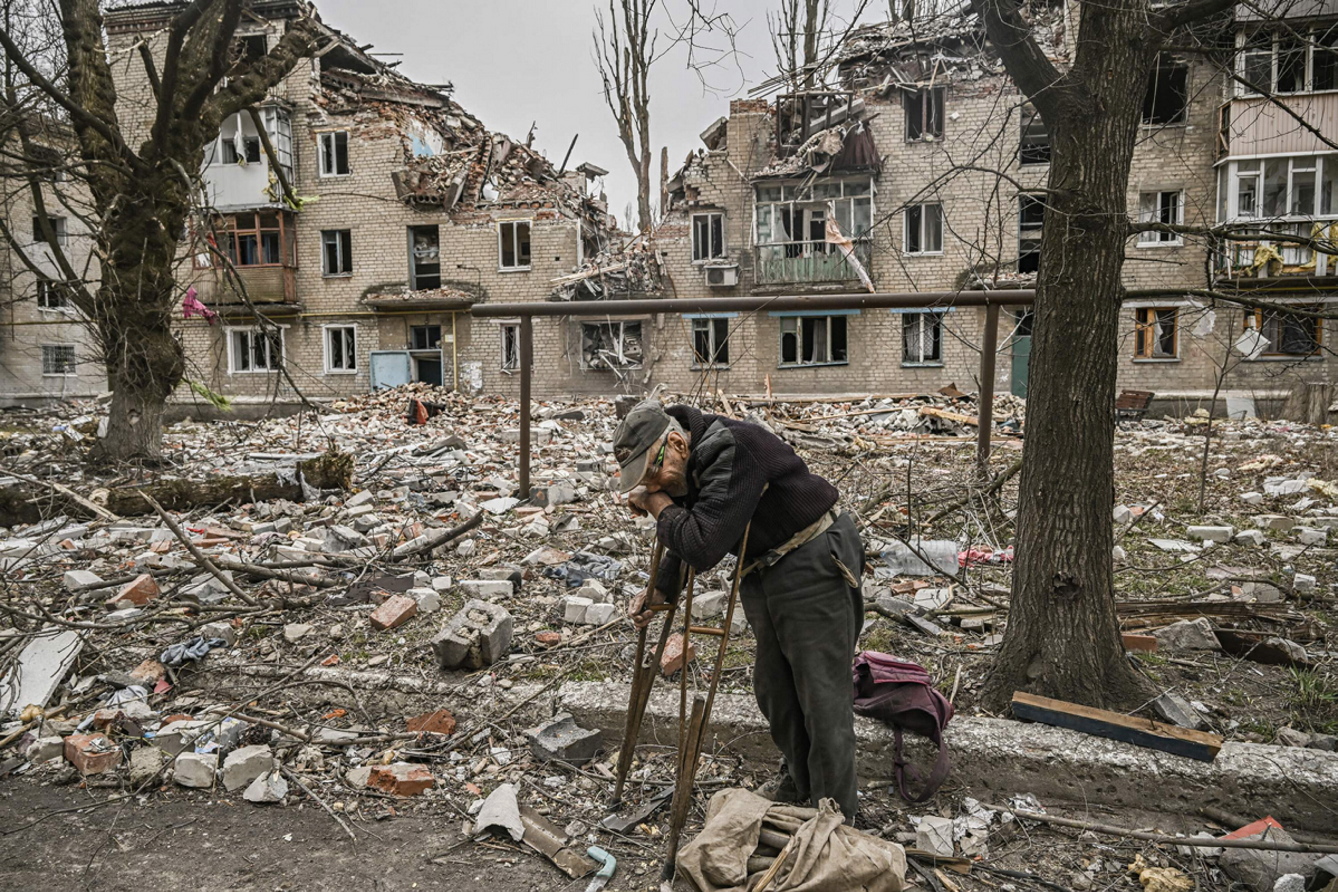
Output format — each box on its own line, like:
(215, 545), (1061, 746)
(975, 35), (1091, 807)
(1264, 637), (1308, 663)
(1239, 492), (1264, 506)
(529, 482), (577, 508)
(1239, 582), (1285, 604)
(346, 490), (374, 508)
(222, 744), (274, 792)
(1294, 573), (1317, 594)
(345, 766), (372, 789)
(198, 622), (237, 647)
(459, 579), (515, 599)
(1154, 618), (1220, 652)
(1296, 527), (1327, 546)
(1255, 515), (1295, 532)
(1219, 828), (1316, 892)
(63, 569), (102, 591)
(584, 602), (618, 625)
(1188, 525), (1234, 543)
(370, 594), (418, 631)
(128, 746), (165, 785)
(576, 579), (610, 603)
(0, 628), (83, 716)
(1152, 693), (1205, 731)
(173, 751), (217, 788)
(1275, 727), (1311, 748)
(525, 713), (602, 764)
(407, 709), (457, 735)
(431, 575), (453, 592)
(106, 573), (159, 607)
(916, 815), (955, 856)
(660, 632), (696, 675)
(407, 587), (442, 613)
(283, 623), (313, 643)
(243, 770), (288, 804)
(153, 719), (212, 756)
(431, 599), (514, 670)
(1234, 529), (1266, 547)
(368, 762), (434, 796)
(26, 736), (64, 762)
(1113, 505), (1133, 524)
(691, 591), (727, 620)
(65, 733), (120, 775)
(563, 596), (593, 624)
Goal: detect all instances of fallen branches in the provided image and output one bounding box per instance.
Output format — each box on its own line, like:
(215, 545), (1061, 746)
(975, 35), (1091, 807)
(141, 492), (258, 607)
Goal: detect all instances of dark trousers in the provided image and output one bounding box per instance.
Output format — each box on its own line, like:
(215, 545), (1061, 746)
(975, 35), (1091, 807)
(740, 511), (863, 821)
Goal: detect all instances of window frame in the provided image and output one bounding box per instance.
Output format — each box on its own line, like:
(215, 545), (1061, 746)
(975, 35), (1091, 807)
(1247, 306), (1323, 358)
(904, 87), (945, 141)
(500, 322), (520, 371)
(901, 311), (945, 366)
(318, 130), (350, 177)
(35, 278), (70, 311)
(221, 135), (262, 164)
(776, 314), (849, 368)
(1018, 107), (1050, 166)
(1237, 27), (1338, 96)
(32, 214), (67, 248)
(690, 317), (731, 368)
(219, 211), (293, 268)
(408, 225), (442, 290)
(753, 179), (875, 253)
(323, 324), (357, 374)
(1143, 56), (1190, 126)
(410, 324), (443, 351)
(1018, 194), (1045, 273)
(321, 228), (353, 276)
(227, 326), (284, 374)
(40, 344), (76, 376)
(691, 212), (726, 262)
(1137, 190), (1185, 246)
(904, 203), (944, 255)
(1133, 307), (1180, 360)
(498, 220), (532, 271)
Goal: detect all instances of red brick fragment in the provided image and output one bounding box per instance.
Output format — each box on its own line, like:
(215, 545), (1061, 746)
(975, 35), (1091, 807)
(91, 709), (125, 731)
(660, 632), (696, 676)
(368, 763), (435, 796)
(407, 709), (456, 736)
(370, 594), (418, 630)
(160, 713), (193, 725)
(534, 631), (561, 646)
(1122, 633), (1159, 653)
(64, 733), (121, 775)
(106, 573), (159, 607)
(130, 658), (166, 685)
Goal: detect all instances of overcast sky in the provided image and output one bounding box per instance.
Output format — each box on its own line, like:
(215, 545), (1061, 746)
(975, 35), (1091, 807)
(316, 0), (877, 224)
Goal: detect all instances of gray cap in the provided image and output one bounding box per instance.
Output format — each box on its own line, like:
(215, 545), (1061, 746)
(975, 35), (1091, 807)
(611, 400), (682, 494)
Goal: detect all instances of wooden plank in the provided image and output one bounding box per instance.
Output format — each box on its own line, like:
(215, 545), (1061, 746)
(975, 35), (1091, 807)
(1011, 691), (1223, 762)
(918, 406), (980, 426)
(1121, 633), (1159, 653)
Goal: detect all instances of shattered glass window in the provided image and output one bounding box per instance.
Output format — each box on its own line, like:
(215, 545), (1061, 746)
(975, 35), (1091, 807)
(582, 322), (643, 370)
(500, 324), (520, 371)
(1134, 308), (1178, 358)
(1256, 307), (1321, 356)
(409, 225), (441, 288)
(1143, 57), (1188, 125)
(320, 131), (350, 176)
(1138, 192), (1182, 244)
(692, 213), (725, 261)
(326, 325), (357, 372)
(777, 315), (847, 367)
(499, 221), (532, 270)
(231, 328), (282, 372)
(902, 312), (943, 365)
(905, 204), (943, 254)
(41, 344), (76, 375)
(905, 87), (945, 141)
(691, 318), (730, 367)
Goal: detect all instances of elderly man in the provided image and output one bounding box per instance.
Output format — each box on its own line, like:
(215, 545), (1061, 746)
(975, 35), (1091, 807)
(613, 399), (864, 821)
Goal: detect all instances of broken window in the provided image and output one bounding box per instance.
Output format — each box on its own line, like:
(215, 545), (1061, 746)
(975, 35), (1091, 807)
(1241, 31), (1274, 94)
(1238, 28), (1338, 95)
(36, 278), (69, 310)
(324, 325), (357, 373)
(410, 325), (442, 350)
(1018, 195), (1045, 274)
(41, 344), (75, 375)
(32, 214), (66, 247)
(691, 317), (730, 367)
(1134, 308), (1179, 358)
(904, 203), (943, 254)
(692, 213), (725, 261)
(498, 221), (531, 270)
(408, 225), (441, 289)
(500, 323), (520, 371)
(1143, 56), (1188, 125)
(229, 328), (282, 373)
(1019, 107), (1050, 166)
(754, 180), (873, 283)
(232, 32), (268, 67)
(321, 229), (352, 275)
(224, 212), (288, 267)
(582, 321), (643, 370)
(319, 131), (350, 176)
(778, 315), (848, 367)
(1314, 27), (1338, 91)
(1250, 306), (1321, 356)
(902, 312), (943, 365)
(221, 135), (261, 164)
(904, 87), (945, 141)
(1138, 191), (1183, 245)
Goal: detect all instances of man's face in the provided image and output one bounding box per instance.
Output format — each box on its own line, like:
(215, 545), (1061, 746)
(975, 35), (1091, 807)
(639, 430), (690, 497)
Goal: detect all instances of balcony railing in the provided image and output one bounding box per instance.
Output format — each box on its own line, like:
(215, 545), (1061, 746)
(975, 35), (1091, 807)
(1214, 219), (1338, 278)
(755, 240), (872, 285)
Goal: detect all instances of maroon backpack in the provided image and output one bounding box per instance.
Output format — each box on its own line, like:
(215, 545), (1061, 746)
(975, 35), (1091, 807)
(851, 651), (954, 803)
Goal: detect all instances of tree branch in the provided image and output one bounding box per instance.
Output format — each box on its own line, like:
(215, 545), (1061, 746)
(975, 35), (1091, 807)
(969, 0), (1065, 122)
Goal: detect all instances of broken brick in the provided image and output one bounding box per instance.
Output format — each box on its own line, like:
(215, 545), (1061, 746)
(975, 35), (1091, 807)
(64, 733), (121, 775)
(106, 573), (159, 607)
(368, 762), (435, 796)
(407, 709), (457, 736)
(535, 631), (562, 646)
(370, 594), (418, 630)
(129, 658), (167, 685)
(1122, 634), (1158, 653)
(660, 632), (696, 676)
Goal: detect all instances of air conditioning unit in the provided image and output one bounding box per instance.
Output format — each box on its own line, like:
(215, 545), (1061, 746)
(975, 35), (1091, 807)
(704, 264), (739, 287)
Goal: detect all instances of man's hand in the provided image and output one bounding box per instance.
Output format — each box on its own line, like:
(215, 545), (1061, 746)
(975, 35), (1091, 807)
(627, 486), (671, 519)
(628, 586), (668, 629)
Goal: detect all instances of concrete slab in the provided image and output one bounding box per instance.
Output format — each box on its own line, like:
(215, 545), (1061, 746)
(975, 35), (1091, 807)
(558, 682), (1338, 832)
(0, 629), (83, 717)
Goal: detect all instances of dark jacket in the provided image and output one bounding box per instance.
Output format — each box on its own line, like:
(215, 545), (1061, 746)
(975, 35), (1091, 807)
(654, 405), (838, 597)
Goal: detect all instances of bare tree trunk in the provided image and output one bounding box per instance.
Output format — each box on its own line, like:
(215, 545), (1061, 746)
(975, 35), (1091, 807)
(595, 0), (657, 233)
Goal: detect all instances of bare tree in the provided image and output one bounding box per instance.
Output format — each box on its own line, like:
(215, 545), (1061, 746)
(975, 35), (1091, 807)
(596, 0), (658, 234)
(0, 0), (322, 462)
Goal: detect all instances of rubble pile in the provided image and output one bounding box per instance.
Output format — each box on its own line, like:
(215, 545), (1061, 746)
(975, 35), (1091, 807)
(0, 385), (1334, 886)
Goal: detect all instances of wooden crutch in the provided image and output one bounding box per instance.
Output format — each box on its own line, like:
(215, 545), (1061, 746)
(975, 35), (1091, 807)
(662, 520), (754, 880)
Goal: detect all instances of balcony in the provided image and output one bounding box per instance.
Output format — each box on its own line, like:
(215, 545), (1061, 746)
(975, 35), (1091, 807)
(1220, 92), (1338, 158)
(1214, 219), (1338, 279)
(755, 240), (872, 286)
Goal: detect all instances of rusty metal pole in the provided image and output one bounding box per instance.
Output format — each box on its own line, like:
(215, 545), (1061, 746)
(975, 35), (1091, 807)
(977, 302), (1001, 479)
(519, 315), (533, 499)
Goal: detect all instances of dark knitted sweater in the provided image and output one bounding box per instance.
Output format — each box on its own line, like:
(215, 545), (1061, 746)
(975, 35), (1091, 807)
(654, 405), (838, 596)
